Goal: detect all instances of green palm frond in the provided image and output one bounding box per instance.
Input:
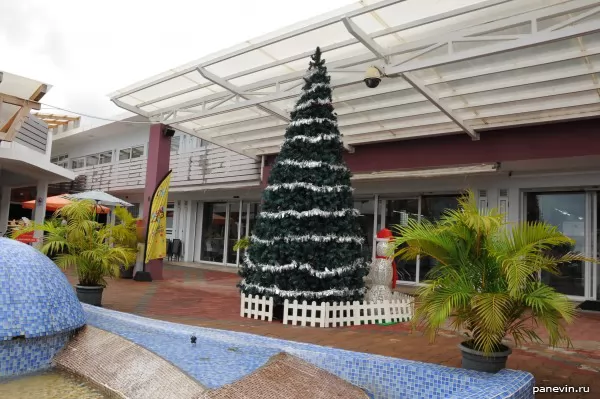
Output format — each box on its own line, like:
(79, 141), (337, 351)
(390, 189), (588, 355)
(12, 200), (139, 287)
(108, 206), (139, 249)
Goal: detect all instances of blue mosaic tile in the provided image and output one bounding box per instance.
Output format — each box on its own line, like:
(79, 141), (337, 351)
(84, 305), (534, 399)
(0, 237), (86, 340)
(0, 332), (71, 377)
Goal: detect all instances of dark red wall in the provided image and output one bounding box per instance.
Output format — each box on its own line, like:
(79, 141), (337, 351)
(262, 119), (600, 185)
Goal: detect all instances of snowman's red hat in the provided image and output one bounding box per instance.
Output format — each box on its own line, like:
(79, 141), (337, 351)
(376, 228), (393, 240)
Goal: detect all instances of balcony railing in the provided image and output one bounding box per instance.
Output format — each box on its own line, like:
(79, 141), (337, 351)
(71, 145), (261, 192)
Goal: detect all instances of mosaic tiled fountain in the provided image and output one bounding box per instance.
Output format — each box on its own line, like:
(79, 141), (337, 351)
(0, 237), (535, 399)
(0, 238), (85, 376)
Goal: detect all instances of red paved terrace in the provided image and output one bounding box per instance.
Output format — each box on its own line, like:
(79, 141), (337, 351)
(67, 263), (599, 398)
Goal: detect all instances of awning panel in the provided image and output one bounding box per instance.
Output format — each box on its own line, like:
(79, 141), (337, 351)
(108, 0), (600, 159)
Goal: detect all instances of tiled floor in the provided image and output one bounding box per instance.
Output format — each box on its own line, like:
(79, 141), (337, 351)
(66, 263), (600, 398)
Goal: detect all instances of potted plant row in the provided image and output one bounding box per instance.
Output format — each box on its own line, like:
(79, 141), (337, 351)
(391, 191), (588, 373)
(13, 200), (137, 306)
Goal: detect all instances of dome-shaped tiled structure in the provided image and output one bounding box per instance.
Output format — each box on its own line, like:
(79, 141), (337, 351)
(0, 237), (85, 340)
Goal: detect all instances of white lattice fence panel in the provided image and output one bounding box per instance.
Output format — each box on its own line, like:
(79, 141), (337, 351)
(282, 295), (414, 328)
(387, 294), (414, 322)
(240, 294), (273, 322)
(361, 301), (386, 325)
(283, 299), (327, 327)
(243, 294), (414, 327)
(325, 301), (359, 327)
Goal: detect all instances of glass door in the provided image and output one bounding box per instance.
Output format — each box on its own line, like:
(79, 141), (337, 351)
(354, 199), (376, 258)
(418, 195), (460, 282)
(525, 192), (588, 298)
(384, 199), (419, 283)
(200, 203), (227, 263)
(226, 202), (242, 265)
(594, 193), (599, 300)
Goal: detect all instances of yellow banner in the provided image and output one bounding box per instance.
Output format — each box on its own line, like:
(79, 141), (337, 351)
(145, 170), (172, 263)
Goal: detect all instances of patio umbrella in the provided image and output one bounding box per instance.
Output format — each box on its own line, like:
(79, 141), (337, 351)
(22, 195), (71, 212)
(21, 194), (110, 214)
(67, 190), (133, 207)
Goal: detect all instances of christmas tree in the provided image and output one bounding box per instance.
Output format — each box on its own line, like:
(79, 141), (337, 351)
(239, 47), (368, 305)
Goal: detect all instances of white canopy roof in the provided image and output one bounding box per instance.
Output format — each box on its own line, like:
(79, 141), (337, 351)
(110, 0), (600, 159)
(0, 71), (49, 141)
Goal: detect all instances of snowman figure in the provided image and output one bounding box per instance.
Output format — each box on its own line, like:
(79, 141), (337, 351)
(365, 228), (397, 303)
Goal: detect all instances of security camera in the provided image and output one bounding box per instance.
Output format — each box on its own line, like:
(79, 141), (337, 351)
(364, 66), (383, 88)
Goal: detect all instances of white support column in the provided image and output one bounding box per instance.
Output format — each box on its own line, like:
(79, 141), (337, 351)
(380, 199), (387, 230)
(245, 202), (251, 237)
(179, 200), (187, 241)
(183, 200), (197, 262)
(193, 202), (204, 262)
(0, 186), (11, 236)
(45, 129), (53, 160)
(415, 196), (423, 284)
(173, 200), (181, 239)
(109, 208), (117, 226)
(223, 203), (231, 265)
(372, 195), (379, 261)
(33, 181), (48, 248)
(236, 200), (243, 266)
(506, 188), (520, 224)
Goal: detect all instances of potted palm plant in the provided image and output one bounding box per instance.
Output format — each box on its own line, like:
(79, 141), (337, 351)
(391, 191), (587, 373)
(12, 200), (136, 306)
(233, 236), (250, 252)
(110, 206), (140, 279)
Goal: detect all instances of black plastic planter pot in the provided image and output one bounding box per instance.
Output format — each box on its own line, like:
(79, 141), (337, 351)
(75, 285), (104, 306)
(459, 342), (512, 373)
(120, 265), (134, 279)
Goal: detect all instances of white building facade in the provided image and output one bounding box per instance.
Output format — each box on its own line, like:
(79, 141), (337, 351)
(45, 0), (600, 304)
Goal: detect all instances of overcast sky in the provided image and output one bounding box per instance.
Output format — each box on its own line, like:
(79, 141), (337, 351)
(0, 0), (355, 125)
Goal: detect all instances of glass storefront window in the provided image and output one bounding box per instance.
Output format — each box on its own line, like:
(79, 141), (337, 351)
(131, 146), (144, 159)
(227, 203), (241, 265)
(166, 202), (174, 237)
(170, 136), (181, 153)
(71, 157), (85, 169)
(99, 151), (112, 164)
(119, 149), (131, 161)
(247, 203), (261, 236)
(86, 154), (99, 166)
(354, 200), (376, 258)
(200, 203), (227, 263)
(385, 199), (419, 282)
(418, 195), (460, 281)
(526, 192), (586, 297)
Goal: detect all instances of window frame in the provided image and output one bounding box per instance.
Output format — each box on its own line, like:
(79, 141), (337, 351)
(119, 145), (145, 162)
(71, 157), (85, 169)
(86, 153), (99, 166)
(131, 145), (144, 159)
(119, 148), (132, 161)
(170, 136), (181, 153)
(99, 150), (113, 164)
(51, 154), (68, 164)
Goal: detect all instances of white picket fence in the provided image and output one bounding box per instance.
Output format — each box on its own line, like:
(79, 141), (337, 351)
(283, 300), (328, 327)
(240, 293), (413, 328)
(285, 294), (414, 327)
(240, 294), (274, 322)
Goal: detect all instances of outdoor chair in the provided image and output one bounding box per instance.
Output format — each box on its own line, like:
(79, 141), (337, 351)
(171, 239), (182, 262)
(166, 239), (173, 260)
